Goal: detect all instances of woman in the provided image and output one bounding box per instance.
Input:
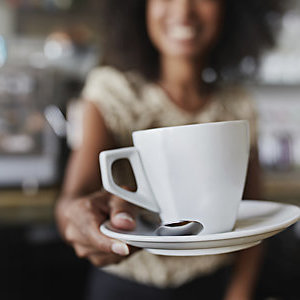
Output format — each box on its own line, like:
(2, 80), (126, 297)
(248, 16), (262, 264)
(55, 0), (284, 299)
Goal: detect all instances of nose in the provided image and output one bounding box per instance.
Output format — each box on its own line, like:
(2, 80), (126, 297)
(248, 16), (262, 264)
(172, 0), (195, 22)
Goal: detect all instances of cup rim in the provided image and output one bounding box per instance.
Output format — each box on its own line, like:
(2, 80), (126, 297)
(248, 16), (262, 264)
(132, 120), (248, 137)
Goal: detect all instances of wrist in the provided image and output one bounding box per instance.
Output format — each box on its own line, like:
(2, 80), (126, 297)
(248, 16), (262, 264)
(224, 285), (252, 300)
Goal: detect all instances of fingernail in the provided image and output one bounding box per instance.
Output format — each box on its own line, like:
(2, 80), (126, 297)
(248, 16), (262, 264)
(114, 212), (134, 223)
(111, 242), (129, 256)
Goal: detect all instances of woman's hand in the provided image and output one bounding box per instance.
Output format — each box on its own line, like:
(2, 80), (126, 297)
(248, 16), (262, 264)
(55, 190), (139, 267)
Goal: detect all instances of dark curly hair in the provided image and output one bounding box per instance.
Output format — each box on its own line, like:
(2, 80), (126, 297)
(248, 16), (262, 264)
(99, 0), (286, 84)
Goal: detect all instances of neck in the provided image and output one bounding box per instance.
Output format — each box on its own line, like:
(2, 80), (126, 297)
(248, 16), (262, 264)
(158, 56), (209, 111)
(159, 56), (203, 87)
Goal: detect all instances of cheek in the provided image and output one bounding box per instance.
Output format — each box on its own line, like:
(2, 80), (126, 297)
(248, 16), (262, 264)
(146, 0), (166, 44)
(200, 4), (223, 38)
(147, 0), (166, 19)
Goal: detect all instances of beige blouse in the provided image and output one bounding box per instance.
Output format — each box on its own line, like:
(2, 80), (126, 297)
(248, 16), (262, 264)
(75, 66), (258, 288)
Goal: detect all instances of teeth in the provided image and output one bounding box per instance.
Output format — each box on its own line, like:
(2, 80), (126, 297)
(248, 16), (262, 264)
(168, 26), (196, 40)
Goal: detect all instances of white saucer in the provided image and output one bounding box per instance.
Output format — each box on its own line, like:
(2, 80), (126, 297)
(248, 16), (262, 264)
(100, 200), (300, 256)
(146, 241), (262, 256)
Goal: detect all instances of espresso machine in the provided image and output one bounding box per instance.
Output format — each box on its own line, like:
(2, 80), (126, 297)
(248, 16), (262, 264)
(0, 64), (61, 188)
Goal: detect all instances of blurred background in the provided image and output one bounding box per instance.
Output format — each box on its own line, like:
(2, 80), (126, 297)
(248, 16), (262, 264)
(0, 0), (299, 299)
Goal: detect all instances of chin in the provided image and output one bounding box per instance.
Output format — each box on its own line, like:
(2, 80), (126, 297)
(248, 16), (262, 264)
(161, 39), (208, 59)
(164, 48), (204, 59)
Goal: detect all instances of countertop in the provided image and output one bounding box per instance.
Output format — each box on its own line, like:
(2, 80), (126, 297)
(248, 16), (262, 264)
(0, 188), (59, 225)
(0, 172), (299, 225)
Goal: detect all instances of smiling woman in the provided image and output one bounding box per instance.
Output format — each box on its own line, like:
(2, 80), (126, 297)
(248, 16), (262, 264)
(55, 0), (286, 300)
(146, 0), (223, 59)
(99, 0), (284, 83)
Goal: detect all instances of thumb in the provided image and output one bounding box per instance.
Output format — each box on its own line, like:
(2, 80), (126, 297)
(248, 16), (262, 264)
(110, 194), (138, 231)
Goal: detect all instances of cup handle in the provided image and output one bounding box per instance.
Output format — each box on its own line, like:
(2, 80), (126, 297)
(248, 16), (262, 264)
(99, 147), (160, 212)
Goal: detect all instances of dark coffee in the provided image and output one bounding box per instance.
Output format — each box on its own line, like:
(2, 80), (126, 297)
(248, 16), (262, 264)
(165, 221), (191, 227)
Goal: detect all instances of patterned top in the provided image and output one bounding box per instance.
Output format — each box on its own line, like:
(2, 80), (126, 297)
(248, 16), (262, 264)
(75, 66), (258, 288)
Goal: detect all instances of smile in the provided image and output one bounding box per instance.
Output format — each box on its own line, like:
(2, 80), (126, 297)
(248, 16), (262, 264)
(168, 25), (197, 41)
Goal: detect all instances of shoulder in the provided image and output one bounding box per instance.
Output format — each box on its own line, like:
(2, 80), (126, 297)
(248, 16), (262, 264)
(82, 66), (148, 101)
(80, 67), (152, 146)
(218, 85), (257, 119)
(219, 85), (254, 104)
(84, 66), (129, 87)
(215, 85), (258, 147)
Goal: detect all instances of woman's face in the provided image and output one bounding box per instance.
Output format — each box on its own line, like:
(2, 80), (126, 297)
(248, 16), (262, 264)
(146, 0), (224, 59)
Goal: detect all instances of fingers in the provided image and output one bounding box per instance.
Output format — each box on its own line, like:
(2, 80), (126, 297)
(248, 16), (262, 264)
(60, 190), (138, 268)
(66, 222), (130, 267)
(85, 191), (111, 215)
(74, 244), (125, 266)
(88, 253), (124, 267)
(86, 219), (130, 256)
(74, 244), (100, 258)
(63, 193), (130, 257)
(65, 211), (130, 257)
(73, 243), (129, 260)
(110, 194), (139, 230)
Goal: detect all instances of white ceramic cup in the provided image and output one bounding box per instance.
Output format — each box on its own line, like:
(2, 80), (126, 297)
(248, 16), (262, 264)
(100, 120), (250, 234)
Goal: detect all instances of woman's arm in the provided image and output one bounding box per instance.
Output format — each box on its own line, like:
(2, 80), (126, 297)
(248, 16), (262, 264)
(55, 101), (138, 266)
(224, 148), (264, 300)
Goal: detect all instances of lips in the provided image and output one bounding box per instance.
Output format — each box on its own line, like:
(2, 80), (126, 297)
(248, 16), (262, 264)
(167, 25), (197, 41)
